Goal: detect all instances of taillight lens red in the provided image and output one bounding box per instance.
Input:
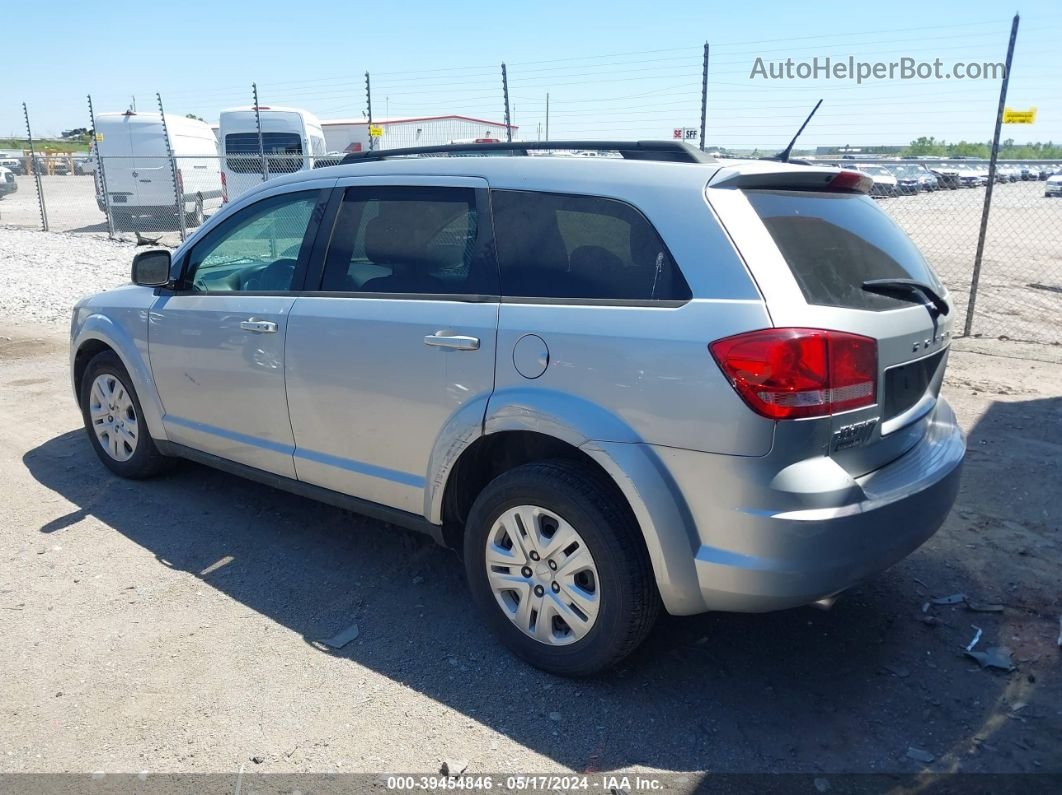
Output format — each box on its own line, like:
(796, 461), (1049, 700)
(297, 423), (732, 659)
(709, 328), (877, 420)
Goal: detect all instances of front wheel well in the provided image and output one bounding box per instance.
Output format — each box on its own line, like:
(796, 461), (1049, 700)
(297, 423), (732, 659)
(440, 430), (636, 551)
(73, 340), (115, 399)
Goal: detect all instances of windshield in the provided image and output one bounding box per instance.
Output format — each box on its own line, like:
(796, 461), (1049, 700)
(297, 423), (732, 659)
(745, 189), (945, 311)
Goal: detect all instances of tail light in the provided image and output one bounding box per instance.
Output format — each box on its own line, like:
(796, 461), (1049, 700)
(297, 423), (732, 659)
(221, 171), (228, 203)
(709, 328), (877, 420)
(176, 168), (184, 195)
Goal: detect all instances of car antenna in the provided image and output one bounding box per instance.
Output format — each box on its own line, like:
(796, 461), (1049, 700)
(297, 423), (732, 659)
(767, 99), (823, 163)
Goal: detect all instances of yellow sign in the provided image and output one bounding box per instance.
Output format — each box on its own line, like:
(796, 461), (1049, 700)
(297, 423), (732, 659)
(1003, 107), (1037, 124)
(95, 133), (104, 141)
(368, 125), (384, 137)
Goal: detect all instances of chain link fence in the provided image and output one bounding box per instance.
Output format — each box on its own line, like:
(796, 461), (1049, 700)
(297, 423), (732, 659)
(2, 148), (1060, 343)
(853, 158), (1062, 344)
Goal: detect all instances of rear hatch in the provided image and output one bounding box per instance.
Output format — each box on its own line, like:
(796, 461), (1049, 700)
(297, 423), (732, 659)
(95, 115), (139, 207)
(126, 116), (173, 208)
(707, 165), (954, 478)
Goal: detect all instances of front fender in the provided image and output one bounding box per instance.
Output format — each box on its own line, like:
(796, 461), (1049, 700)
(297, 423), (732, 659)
(71, 309), (167, 442)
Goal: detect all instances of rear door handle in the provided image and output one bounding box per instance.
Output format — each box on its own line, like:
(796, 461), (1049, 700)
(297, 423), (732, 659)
(424, 333), (480, 351)
(240, 319), (278, 334)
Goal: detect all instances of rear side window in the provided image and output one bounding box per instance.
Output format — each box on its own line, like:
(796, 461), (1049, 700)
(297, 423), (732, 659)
(491, 190), (690, 301)
(745, 190), (943, 311)
(320, 186), (496, 296)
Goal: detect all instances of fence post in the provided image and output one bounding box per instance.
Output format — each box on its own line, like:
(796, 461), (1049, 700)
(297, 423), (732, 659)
(252, 82), (268, 182)
(156, 93), (186, 242)
(23, 102), (48, 232)
(87, 95), (116, 238)
(501, 63), (512, 143)
(965, 13), (1020, 337)
(365, 72), (374, 151)
(699, 42), (709, 152)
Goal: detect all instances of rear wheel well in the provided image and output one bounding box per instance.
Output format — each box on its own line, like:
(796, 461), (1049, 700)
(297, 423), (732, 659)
(73, 340), (115, 400)
(440, 431), (636, 550)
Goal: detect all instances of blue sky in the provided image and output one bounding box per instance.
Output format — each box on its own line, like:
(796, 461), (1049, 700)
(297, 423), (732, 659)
(6, 0), (1061, 150)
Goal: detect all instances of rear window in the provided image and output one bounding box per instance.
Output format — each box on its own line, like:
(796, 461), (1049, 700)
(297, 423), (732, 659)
(225, 132), (303, 174)
(745, 189), (943, 311)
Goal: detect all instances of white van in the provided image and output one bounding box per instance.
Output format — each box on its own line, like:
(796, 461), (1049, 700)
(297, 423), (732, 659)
(218, 106), (327, 201)
(93, 111), (223, 227)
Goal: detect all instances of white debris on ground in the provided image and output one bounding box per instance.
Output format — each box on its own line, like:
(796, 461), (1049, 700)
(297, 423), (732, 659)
(0, 228), (135, 327)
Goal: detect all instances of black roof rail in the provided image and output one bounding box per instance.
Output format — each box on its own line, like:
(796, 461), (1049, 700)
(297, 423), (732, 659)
(339, 140), (715, 165)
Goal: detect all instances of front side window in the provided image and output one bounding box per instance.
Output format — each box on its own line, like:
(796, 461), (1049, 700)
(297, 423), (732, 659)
(320, 186), (495, 296)
(490, 190), (690, 301)
(184, 190), (318, 292)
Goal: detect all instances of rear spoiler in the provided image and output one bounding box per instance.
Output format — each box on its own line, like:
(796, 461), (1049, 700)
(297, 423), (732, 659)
(708, 162), (872, 194)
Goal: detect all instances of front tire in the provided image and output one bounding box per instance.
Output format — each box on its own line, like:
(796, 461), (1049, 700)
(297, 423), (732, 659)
(463, 460), (659, 677)
(79, 351), (172, 479)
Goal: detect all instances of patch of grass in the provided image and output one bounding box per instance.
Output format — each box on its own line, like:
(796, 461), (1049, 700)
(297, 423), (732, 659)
(0, 137), (90, 153)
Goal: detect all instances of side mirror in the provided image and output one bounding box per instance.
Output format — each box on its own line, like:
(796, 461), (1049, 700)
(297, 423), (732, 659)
(131, 249), (172, 287)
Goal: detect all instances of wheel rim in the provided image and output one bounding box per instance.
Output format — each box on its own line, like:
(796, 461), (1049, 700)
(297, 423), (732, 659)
(485, 505), (601, 646)
(88, 373), (138, 462)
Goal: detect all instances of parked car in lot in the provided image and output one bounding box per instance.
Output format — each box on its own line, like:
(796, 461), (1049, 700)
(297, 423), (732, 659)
(841, 163), (898, 197)
(70, 141), (965, 676)
(1045, 174), (1062, 197)
(996, 164), (1018, 182)
(0, 154), (24, 175)
(0, 166), (17, 198)
(931, 164), (962, 189)
(74, 153), (96, 175)
(885, 163), (924, 194)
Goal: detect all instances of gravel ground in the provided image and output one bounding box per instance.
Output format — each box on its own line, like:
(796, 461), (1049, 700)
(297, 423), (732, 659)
(0, 228), (133, 326)
(0, 229), (1059, 781)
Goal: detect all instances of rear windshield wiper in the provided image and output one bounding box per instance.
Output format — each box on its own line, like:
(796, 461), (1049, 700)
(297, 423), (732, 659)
(862, 278), (950, 316)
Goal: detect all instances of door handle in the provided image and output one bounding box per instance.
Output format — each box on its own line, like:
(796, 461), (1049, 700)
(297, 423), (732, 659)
(424, 333), (480, 351)
(240, 319), (278, 333)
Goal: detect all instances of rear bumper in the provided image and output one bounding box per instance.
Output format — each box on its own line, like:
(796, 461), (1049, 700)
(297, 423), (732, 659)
(647, 399), (965, 614)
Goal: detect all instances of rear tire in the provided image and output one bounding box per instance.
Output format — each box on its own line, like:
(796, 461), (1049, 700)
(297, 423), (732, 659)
(463, 459), (659, 677)
(79, 351), (172, 479)
(185, 195), (204, 227)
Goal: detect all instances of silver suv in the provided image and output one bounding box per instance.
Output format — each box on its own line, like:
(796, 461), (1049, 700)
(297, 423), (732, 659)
(70, 141), (965, 676)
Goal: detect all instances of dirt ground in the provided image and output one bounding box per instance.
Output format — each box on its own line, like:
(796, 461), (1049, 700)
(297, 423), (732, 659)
(0, 321), (1059, 781)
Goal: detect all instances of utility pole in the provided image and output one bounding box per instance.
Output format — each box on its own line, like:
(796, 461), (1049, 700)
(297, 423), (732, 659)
(501, 62), (512, 142)
(965, 13), (1020, 337)
(699, 41), (709, 152)
(545, 92), (550, 142)
(365, 71), (375, 151)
